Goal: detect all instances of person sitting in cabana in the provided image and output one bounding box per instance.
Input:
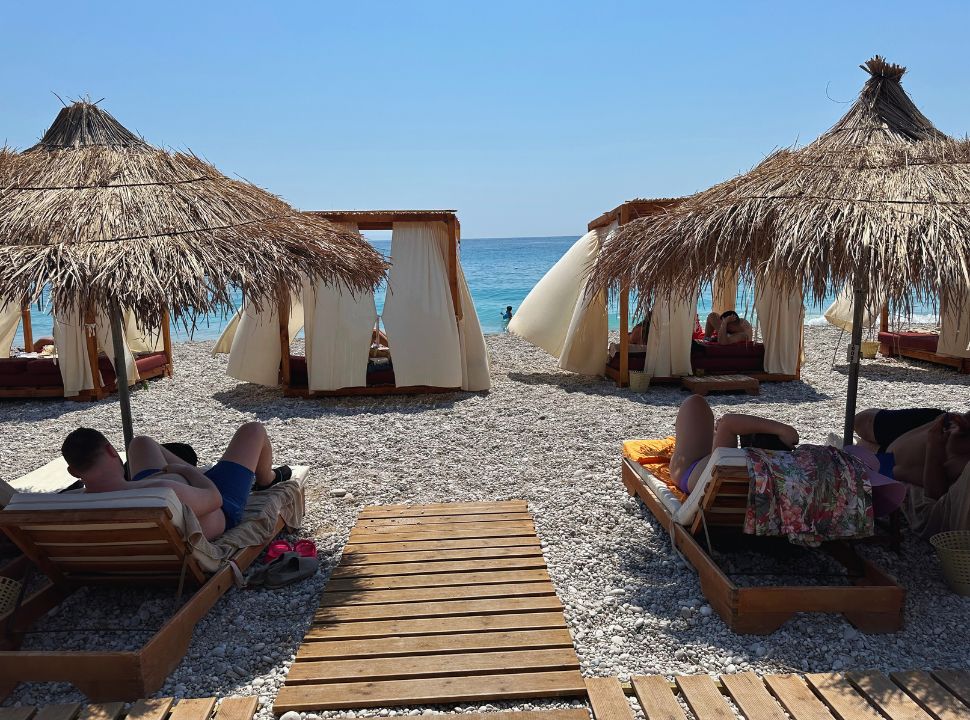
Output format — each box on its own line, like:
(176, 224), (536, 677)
(61, 422), (292, 540)
(703, 309), (753, 345)
(854, 408), (970, 536)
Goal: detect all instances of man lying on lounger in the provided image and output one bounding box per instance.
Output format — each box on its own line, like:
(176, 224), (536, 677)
(61, 422), (291, 540)
(854, 408), (970, 536)
(704, 310), (753, 345)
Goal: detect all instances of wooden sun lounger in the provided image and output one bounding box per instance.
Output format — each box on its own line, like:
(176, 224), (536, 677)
(621, 449), (905, 635)
(0, 490), (302, 701)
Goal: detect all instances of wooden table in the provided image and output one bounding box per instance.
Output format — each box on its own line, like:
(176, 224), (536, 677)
(682, 374), (760, 396)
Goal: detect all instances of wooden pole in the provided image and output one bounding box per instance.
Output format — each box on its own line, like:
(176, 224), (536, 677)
(21, 304), (33, 352)
(880, 304), (889, 334)
(109, 306), (135, 453)
(619, 285), (630, 388)
(278, 291), (291, 390)
(83, 305), (103, 400)
(447, 216), (462, 322)
(843, 252), (871, 447)
(161, 308), (173, 376)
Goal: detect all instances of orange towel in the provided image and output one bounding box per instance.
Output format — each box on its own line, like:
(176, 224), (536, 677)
(622, 436), (687, 502)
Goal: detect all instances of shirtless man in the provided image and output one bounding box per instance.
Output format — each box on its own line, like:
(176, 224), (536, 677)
(704, 310), (753, 345)
(854, 408), (970, 536)
(61, 422), (291, 540)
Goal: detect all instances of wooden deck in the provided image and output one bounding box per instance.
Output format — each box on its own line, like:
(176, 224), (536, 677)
(0, 697), (258, 720)
(584, 670), (970, 720)
(274, 500), (585, 713)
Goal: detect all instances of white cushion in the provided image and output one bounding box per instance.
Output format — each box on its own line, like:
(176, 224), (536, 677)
(4, 486), (186, 532)
(628, 461), (683, 516)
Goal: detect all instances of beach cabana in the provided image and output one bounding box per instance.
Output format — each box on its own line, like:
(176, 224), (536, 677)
(215, 210), (490, 396)
(0, 100), (386, 443)
(0, 301), (172, 400)
(589, 56), (970, 441)
(509, 198), (803, 387)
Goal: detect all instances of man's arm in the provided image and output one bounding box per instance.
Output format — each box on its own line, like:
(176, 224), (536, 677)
(715, 413), (799, 449)
(145, 465), (223, 516)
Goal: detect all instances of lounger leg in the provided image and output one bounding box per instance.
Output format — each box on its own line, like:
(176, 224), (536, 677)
(843, 609), (904, 634)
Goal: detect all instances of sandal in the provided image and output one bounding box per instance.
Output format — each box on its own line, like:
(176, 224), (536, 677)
(263, 552), (319, 589)
(266, 539), (293, 561)
(294, 539), (317, 558)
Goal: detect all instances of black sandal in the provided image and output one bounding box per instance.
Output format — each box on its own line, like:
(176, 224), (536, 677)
(253, 465), (293, 491)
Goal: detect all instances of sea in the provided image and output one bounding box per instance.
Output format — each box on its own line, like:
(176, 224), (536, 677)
(14, 236), (939, 345)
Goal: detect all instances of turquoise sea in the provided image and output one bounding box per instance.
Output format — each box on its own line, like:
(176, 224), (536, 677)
(13, 236), (938, 346)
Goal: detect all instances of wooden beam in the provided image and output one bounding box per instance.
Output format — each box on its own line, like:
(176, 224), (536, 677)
(447, 216), (462, 322)
(21, 304), (32, 351)
(161, 308), (173, 375)
(618, 285), (630, 388)
(278, 291), (291, 390)
(880, 304), (890, 333)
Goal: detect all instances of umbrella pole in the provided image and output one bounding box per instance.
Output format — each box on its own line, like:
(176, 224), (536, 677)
(843, 271), (869, 446)
(109, 306), (135, 454)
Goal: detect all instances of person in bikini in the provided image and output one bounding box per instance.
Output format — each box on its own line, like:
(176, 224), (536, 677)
(854, 408), (970, 536)
(670, 394), (798, 494)
(61, 422), (291, 540)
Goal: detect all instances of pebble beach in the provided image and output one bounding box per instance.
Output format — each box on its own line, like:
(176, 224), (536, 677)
(2, 326), (970, 715)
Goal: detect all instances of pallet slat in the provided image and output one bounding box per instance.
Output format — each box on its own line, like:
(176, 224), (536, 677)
(586, 677), (635, 720)
(340, 546), (544, 565)
(805, 674), (882, 720)
(314, 595), (562, 622)
(630, 675), (686, 720)
(125, 699), (175, 720)
(0, 710), (37, 720)
(318, 581), (555, 606)
(359, 512), (534, 526)
(931, 670), (970, 707)
(846, 671), (934, 720)
(891, 671), (970, 720)
(721, 672), (788, 720)
(329, 556), (546, 578)
(33, 706), (81, 720)
(77, 705), (125, 720)
(357, 501), (527, 518)
(213, 697), (260, 720)
(675, 676), (734, 720)
(323, 568), (550, 591)
(346, 537), (542, 554)
(763, 674), (835, 720)
(167, 699), (217, 720)
(308, 610), (568, 640)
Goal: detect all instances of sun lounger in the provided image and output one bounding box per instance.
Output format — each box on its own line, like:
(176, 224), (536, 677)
(0, 465), (308, 701)
(621, 446), (905, 634)
(878, 330), (970, 373)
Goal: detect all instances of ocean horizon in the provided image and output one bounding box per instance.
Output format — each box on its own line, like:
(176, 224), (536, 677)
(14, 235), (939, 346)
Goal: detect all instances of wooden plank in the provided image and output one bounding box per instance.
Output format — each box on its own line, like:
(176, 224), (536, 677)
(77, 705), (125, 720)
(349, 520), (535, 540)
(314, 595), (562, 622)
(296, 628), (575, 660)
(214, 697), (260, 720)
(891, 670), (970, 720)
(307, 610), (567, 640)
(428, 712), (589, 720)
(323, 568), (550, 592)
(931, 670), (970, 707)
(318, 581), (555, 606)
(586, 677), (636, 720)
(168, 699), (217, 720)
(346, 537), (541, 554)
(675, 676), (734, 720)
(805, 674), (882, 720)
(287, 647), (579, 684)
(0, 710), (37, 720)
(358, 500), (527, 517)
(33, 706), (81, 720)
(274, 669), (587, 711)
(359, 512), (534, 526)
(721, 672), (787, 720)
(340, 546), (545, 565)
(125, 698), (175, 720)
(763, 674), (835, 720)
(846, 671), (934, 720)
(631, 675), (687, 720)
(330, 556), (547, 578)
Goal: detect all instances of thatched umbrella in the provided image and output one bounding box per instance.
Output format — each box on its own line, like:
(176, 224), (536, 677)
(589, 57), (970, 443)
(0, 101), (388, 448)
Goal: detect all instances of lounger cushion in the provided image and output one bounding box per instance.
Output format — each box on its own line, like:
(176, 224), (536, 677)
(135, 351), (169, 373)
(878, 330), (939, 353)
(6, 486), (187, 532)
(622, 437), (686, 502)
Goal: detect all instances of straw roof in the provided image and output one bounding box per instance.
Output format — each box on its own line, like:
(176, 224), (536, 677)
(0, 102), (388, 326)
(589, 57), (970, 314)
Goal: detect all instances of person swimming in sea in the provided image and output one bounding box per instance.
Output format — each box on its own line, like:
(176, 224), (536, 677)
(502, 306), (513, 322)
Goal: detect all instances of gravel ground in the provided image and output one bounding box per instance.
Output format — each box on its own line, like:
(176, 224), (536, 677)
(2, 326), (969, 715)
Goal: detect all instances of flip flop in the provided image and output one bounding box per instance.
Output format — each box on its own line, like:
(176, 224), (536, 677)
(294, 539), (317, 558)
(263, 552), (319, 589)
(266, 539), (293, 561)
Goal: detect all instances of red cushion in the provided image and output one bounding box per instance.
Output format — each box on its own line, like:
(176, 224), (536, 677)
(26, 359), (61, 375)
(0, 372), (62, 387)
(135, 351), (168, 373)
(693, 341), (765, 358)
(286, 355), (396, 389)
(878, 331), (939, 353)
(0, 358), (30, 373)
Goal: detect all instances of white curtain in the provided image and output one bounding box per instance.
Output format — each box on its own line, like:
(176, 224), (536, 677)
(0, 304), (22, 358)
(938, 294), (970, 358)
(711, 268), (738, 316)
(644, 291), (696, 377)
(508, 225), (611, 375)
(454, 263), (491, 390)
(96, 309), (139, 383)
(225, 293), (304, 386)
(823, 285), (880, 332)
(755, 280), (804, 375)
(53, 306), (96, 397)
(213, 310), (242, 354)
(304, 223), (379, 390)
(124, 310), (164, 353)
(382, 222), (463, 388)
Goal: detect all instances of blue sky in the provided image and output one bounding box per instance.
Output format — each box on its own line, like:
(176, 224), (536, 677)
(2, 1), (968, 237)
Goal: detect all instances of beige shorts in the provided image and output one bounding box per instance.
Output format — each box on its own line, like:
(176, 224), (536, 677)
(904, 464), (970, 538)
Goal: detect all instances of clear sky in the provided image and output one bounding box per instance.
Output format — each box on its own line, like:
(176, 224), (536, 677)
(2, 1), (968, 237)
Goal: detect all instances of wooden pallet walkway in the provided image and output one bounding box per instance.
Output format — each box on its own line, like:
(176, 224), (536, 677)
(0, 697), (258, 720)
(585, 669), (970, 720)
(274, 500), (585, 713)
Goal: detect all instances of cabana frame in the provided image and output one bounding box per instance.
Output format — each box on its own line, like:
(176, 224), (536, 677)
(593, 200), (802, 388)
(282, 210), (463, 397)
(0, 306), (173, 401)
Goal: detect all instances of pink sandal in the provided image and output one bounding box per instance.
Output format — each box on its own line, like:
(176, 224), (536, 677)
(266, 539), (293, 561)
(294, 539), (317, 558)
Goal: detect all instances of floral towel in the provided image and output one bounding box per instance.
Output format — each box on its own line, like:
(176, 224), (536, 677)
(743, 445), (874, 547)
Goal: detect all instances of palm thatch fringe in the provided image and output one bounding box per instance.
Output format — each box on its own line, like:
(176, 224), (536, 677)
(588, 56), (970, 318)
(0, 102), (388, 327)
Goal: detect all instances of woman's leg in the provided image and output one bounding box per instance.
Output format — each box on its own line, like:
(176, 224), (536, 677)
(670, 395), (715, 490)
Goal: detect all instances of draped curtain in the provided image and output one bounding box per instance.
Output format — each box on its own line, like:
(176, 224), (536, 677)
(711, 268), (738, 316)
(382, 222), (463, 388)
(224, 293), (304, 386)
(644, 291), (697, 377)
(0, 304), (21, 358)
(938, 293), (970, 358)
(755, 280), (805, 375)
